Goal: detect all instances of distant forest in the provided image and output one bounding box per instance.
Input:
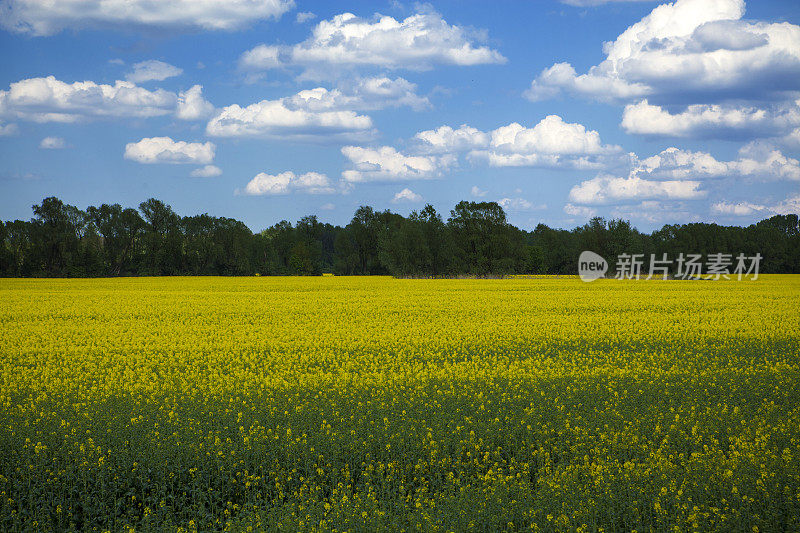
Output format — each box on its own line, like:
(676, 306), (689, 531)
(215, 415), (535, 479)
(1, 196), (799, 277)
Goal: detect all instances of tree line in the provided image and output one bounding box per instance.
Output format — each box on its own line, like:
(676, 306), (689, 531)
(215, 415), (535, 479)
(1, 196), (798, 277)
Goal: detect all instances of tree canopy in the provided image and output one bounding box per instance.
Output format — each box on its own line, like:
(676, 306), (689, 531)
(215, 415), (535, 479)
(1, 197), (798, 277)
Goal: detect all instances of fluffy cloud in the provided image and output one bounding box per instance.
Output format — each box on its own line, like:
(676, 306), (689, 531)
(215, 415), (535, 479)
(564, 138), (800, 220)
(490, 116), (618, 156)
(293, 11), (505, 69)
(498, 197), (545, 211)
(634, 143), (800, 181)
(243, 171), (334, 195)
(39, 136), (65, 149)
(207, 77), (428, 140)
(286, 77), (429, 112)
(531, 1), (800, 142)
(563, 203), (597, 218)
(731, 141), (800, 181)
(206, 97), (372, 140)
(568, 174), (705, 204)
(621, 99), (800, 138)
(176, 85), (215, 120)
(712, 194), (800, 217)
(526, 0), (800, 105)
(481, 116), (622, 169)
(711, 201), (767, 216)
(569, 141), (800, 208)
(238, 45), (282, 71)
(415, 116), (622, 169)
(124, 137), (215, 164)
(415, 125), (489, 153)
(239, 9), (505, 78)
(633, 147), (730, 179)
(1, 0), (294, 36)
(341, 146), (454, 183)
(296, 12), (316, 24)
(525, 62), (648, 103)
(346, 76), (430, 111)
(0, 76), (177, 122)
(125, 60), (182, 83)
(392, 188), (423, 203)
(783, 128), (800, 149)
(0, 76), (213, 123)
(329, 115), (623, 189)
(772, 194), (800, 215)
(471, 186), (488, 197)
(190, 165), (222, 177)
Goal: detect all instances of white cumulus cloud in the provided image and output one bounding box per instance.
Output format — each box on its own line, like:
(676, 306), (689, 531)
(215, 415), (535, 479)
(481, 116), (623, 169)
(633, 143), (800, 182)
(490, 116), (617, 156)
(392, 188), (423, 203)
(176, 85), (215, 120)
(563, 203), (597, 218)
(296, 12), (316, 23)
(39, 136), (65, 149)
(341, 145), (454, 182)
(621, 99), (800, 138)
(528, 0), (800, 102)
(243, 171), (334, 195)
(731, 141), (800, 181)
(207, 77), (426, 140)
(346, 76), (430, 111)
(568, 140), (800, 210)
(415, 124), (489, 153)
(0, 76), (177, 123)
(471, 185), (488, 197)
(286, 77), (429, 112)
(498, 197), (545, 211)
(190, 165), (222, 178)
(526, 0), (800, 151)
(568, 174), (705, 205)
(711, 201), (767, 216)
(124, 137), (215, 165)
(239, 8), (505, 78)
(206, 97), (373, 140)
(782, 128), (800, 150)
(238, 45), (283, 71)
(634, 147), (730, 180)
(414, 116), (622, 169)
(125, 60), (182, 83)
(772, 194), (800, 215)
(2, 0), (295, 36)
(712, 194), (800, 217)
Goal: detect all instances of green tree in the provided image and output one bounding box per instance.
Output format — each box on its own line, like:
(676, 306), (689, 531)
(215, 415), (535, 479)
(31, 197), (86, 276)
(447, 201), (521, 275)
(139, 198), (182, 275)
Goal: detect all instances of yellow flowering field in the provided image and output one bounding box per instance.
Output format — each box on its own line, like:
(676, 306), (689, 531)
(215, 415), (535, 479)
(1, 276), (799, 532)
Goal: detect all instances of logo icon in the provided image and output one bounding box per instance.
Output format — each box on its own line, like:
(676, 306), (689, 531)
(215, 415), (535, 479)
(578, 251), (607, 282)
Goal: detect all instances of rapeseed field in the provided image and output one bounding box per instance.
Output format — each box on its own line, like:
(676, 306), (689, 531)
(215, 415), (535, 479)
(1, 276), (798, 532)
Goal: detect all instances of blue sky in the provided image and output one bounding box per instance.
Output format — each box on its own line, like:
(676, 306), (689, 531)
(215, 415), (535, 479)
(1, 0), (799, 231)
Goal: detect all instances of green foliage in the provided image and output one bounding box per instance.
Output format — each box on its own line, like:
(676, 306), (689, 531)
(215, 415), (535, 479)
(0, 198), (798, 277)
